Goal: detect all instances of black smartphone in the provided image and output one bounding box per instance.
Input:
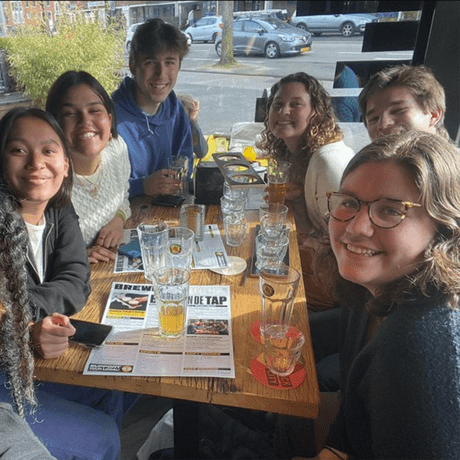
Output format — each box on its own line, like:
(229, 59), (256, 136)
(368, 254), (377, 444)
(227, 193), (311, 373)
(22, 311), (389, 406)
(69, 319), (113, 348)
(118, 240), (141, 259)
(151, 195), (185, 207)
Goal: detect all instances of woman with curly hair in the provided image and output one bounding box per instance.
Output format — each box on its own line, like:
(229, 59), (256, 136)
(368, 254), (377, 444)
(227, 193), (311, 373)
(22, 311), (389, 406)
(260, 72), (355, 310)
(299, 130), (460, 460)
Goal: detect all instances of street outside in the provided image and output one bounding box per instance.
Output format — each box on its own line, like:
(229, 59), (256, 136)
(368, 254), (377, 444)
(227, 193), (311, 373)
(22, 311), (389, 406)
(171, 35), (413, 136)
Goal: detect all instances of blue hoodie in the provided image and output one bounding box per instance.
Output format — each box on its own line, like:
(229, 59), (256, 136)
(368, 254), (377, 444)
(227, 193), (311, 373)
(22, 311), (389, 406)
(112, 76), (193, 198)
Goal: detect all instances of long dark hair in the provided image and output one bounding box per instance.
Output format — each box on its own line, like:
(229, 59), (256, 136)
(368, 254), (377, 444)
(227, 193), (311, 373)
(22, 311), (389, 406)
(0, 107), (73, 209)
(0, 186), (37, 416)
(46, 70), (118, 138)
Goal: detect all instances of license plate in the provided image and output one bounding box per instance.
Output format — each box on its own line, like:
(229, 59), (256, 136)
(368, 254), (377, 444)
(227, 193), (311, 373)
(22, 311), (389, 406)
(301, 46), (310, 53)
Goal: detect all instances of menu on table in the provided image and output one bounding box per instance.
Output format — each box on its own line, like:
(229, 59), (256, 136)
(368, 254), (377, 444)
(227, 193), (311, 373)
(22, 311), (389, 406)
(82, 283), (235, 378)
(114, 224), (230, 274)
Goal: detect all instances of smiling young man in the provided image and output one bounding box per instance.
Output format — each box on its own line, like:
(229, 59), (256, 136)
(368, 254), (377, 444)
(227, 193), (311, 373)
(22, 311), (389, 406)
(112, 19), (192, 198)
(358, 64), (448, 141)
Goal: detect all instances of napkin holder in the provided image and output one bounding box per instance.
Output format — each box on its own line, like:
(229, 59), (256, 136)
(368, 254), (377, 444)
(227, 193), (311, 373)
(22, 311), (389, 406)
(194, 160), (225, 205)
(212, 152), (266, 188)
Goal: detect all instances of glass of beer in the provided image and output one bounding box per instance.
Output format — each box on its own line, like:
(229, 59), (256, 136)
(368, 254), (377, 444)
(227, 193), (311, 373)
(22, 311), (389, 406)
(154, 267), (190, 338)
(267, 159), (291, 204)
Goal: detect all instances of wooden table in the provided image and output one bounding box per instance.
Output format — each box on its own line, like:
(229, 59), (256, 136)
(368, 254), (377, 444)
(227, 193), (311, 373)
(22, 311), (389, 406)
(34, 197), (320, 424)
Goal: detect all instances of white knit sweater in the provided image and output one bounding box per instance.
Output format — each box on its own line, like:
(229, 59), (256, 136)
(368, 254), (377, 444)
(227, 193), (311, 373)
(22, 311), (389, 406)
(71, 136), (132, 246)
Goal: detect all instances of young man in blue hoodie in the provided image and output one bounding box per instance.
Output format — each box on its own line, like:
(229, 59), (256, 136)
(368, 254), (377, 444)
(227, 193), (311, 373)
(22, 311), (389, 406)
(113, 19), (193, 198)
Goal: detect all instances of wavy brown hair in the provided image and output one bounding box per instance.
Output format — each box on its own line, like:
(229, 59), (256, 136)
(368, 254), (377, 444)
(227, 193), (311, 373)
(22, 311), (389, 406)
(359, 64), (448, 139)
(317, 130), (460, 314)
(259, 72), (343, 166)
(0, 187), (37, 417)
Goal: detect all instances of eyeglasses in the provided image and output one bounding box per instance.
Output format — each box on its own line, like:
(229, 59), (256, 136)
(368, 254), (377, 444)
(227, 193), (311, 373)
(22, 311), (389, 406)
(326, 192), (422, 229)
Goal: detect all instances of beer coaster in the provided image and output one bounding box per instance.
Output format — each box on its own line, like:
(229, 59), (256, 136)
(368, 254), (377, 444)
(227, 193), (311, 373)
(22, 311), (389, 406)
(210, 256), (246, 275)
(250, 353), (306, 390)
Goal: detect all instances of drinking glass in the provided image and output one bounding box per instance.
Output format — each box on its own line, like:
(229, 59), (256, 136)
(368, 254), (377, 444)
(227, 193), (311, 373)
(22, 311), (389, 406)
(137, 221), (169, 283)
(258, 264), (300, 336)
(154, 267), (190, 338)
(255, 234), (289, 269)
(267, 159), (290, 204)
(224, 215), (248, 247)
(223, 181), (249, 202)
(168, 156), (188, 197)
(259, 203), (288, 224)
(220, 196), (245, 216)
(180, 204), (205, 241)
(263, 326), (305, 376)
(165, 227), (195, 271)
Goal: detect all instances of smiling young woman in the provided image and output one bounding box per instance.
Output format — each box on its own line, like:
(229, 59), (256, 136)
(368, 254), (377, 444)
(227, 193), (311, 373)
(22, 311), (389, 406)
(259, 72), (355, 311)
(46, 71), (132, 264)
(307, 130), (460, 460)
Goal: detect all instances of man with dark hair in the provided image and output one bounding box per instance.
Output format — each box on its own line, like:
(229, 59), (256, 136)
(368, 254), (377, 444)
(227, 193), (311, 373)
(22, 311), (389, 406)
(359, 64), (448, 141)
(113, 18), (193, 198)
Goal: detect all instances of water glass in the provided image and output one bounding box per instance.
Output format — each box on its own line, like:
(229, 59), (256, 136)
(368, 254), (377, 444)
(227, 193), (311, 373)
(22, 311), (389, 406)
(255, 234), (289, 270)
(137, 221), (169, 283)
(154, 267), (190, 338)
(263, 325), (305, 376)
(224, 215), (248, 247)
(223, 182), (249, 201)
(220, 196), (245, 217)
(259, 203), (288, 224)
(258, 264), (300, 335)
(168, 156), (188, 197)
(165, 227), (195, 271)
(180, 204), (205, 241)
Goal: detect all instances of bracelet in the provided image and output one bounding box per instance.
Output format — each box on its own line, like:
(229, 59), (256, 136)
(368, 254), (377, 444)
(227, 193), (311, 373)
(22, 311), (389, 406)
(116, 209), (126, 225)
(323, 446), (347, 460)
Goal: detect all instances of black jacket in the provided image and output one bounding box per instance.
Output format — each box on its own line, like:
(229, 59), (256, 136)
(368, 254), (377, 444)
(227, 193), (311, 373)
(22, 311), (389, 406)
(26, 205), (91, 321)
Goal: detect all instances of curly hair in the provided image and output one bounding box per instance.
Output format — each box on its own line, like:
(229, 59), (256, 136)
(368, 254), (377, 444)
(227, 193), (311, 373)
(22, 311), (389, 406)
(318, 130), (460, 315)
(0, 186), (37, 417)
(359, 64), (448, 140)
(259, 72), (343, 179)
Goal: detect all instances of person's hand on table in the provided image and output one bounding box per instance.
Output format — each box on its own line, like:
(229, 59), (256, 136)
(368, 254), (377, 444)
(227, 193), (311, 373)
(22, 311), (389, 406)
(143, 169), (181, 196)
(87, 245), (116, 264)
(29, 313), (76, 359)
(96, 216), (124, 249)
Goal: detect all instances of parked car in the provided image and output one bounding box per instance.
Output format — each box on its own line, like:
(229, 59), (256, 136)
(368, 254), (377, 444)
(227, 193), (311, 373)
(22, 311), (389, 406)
(215, 17), (312, 59)
(125, 22), (192, 52)
(233, 9), (291, 22)
(291, 13), (377, 37)
(184, 16), (222, 43)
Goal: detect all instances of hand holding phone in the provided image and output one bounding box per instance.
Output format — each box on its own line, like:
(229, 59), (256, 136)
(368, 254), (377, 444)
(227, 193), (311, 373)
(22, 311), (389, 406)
(69, 319), (113, 348)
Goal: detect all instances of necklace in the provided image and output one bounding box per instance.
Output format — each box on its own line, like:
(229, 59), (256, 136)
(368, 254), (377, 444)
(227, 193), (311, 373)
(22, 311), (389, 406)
(75, 161), (104, 198)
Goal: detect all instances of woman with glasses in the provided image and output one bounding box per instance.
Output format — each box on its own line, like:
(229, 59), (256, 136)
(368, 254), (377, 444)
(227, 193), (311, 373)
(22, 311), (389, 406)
(303, 130), (460, 460)
(259, 72), (355, 311)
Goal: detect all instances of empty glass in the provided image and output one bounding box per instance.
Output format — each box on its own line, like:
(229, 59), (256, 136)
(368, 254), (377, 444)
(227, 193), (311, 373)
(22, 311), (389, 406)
(224, 215), (248, 247)
(137, 221), (169, 283)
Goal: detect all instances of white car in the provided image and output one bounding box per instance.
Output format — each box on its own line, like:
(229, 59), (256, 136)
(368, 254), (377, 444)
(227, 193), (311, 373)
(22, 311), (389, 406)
(184, 16), (222, 43)
(125, 22), (192, 52)
(291, 13), (377, 37)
